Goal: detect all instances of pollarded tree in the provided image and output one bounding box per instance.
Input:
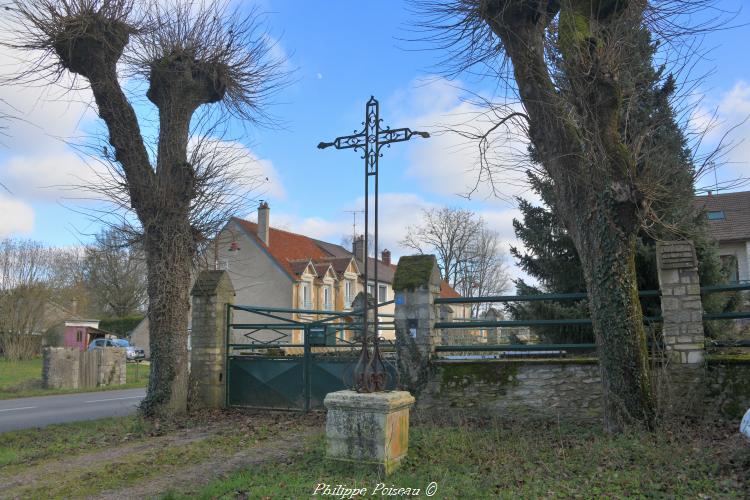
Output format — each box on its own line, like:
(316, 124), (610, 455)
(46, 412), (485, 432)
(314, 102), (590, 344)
(414, 1), (729, 431)
(4, 0), (284, 417)
(507, 26), (731, 344)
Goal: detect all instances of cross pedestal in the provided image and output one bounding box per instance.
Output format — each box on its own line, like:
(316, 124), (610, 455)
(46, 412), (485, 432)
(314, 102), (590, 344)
(323, 390), (415, 475)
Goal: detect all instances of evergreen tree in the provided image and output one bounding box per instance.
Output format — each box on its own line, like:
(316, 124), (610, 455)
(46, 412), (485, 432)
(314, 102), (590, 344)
(508, 31), (731, 343)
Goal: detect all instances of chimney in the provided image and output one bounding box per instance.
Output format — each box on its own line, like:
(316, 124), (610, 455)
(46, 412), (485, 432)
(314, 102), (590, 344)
(257, 201), (270, 246)
(353, 235), (366, 263)
(381, 249), (391, 266)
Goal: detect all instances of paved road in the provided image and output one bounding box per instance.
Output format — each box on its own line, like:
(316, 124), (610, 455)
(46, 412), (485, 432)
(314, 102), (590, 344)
(0, 388), (146, 433)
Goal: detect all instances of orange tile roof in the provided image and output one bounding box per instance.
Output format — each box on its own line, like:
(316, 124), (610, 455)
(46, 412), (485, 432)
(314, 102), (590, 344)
(232, 217), (463, 299)
(233, 218), (330, 279)
(440, 280), (462, 299)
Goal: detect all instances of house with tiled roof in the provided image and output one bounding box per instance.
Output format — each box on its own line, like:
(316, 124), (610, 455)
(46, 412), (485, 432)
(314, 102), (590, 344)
(213, 202), (465, 341)
(131, 203), (466, 356)
(694, 190), (750, 283)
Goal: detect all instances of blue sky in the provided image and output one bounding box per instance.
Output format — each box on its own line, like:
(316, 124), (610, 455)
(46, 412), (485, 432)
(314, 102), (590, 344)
(0, 1), (748, 282)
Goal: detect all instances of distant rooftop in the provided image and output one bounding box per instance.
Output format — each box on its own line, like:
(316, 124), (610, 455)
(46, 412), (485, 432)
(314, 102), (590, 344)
(694, 191), (750, 243)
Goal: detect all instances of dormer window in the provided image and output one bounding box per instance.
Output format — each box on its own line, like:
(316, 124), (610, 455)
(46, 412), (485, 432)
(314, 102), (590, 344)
(707, 210), (726, 220)
(344, 280), (352, 308)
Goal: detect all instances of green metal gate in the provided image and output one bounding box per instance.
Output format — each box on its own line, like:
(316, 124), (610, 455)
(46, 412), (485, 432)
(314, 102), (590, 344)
(226, 303), (397, 411)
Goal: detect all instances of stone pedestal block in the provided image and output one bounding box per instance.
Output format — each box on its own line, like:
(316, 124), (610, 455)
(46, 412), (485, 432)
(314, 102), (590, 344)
(324, 390), (415, 475)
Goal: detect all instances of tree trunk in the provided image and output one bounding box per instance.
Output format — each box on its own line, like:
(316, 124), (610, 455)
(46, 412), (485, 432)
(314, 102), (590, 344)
(476, 0), (656, 432)
(570, 194), (655, 432)
(140, 219), (194, 417)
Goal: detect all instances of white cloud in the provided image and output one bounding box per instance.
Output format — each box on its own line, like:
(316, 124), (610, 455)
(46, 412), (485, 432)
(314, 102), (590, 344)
(192, 138), (286, 202)
(250, 155), (287, 201)
(716, 82), (750, 172)
(251, 190), (534, 287)
(0, 33), (95, 154)
(0, 193), (35, 237)
(3, 150), (106, 201)
(389, 77), (535, 204)
(688, 81), (750, 190)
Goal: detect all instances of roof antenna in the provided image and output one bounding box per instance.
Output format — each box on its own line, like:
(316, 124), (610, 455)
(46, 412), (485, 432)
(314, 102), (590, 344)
(343, 209), (365, 243)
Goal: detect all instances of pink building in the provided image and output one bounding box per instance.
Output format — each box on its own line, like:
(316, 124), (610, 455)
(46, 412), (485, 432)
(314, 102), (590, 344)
(63, 320), (116, 351)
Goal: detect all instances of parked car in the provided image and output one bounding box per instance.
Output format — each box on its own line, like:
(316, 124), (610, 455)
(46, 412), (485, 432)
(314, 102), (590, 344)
(88, 338), (146, 361)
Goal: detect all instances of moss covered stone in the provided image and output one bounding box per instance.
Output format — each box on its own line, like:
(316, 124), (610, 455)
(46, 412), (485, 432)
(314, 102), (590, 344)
(706, 353), (750, 365)
(706, 356), (750, 419)
(392, 255), (438, 292)
(439, 362), (520, 389)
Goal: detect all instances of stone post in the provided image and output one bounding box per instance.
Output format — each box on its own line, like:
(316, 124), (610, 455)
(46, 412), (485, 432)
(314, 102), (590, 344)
(656, 240), (705, 365)
(484, 309), (502, 344)
(42, 347), (80, 389)
(392, 255), (443, 393)
(190, 270), (235, 409)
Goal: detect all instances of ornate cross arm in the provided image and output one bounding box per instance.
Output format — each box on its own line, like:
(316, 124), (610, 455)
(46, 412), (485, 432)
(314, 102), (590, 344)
(317, 131), (366, 150)
(377, 127), (430, 147)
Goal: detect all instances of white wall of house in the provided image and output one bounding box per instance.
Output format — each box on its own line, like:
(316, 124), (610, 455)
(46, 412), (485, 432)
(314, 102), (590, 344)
(217, 221), (292, 311)
(216, 222), (293, 344)
(716, 241), (750, 283)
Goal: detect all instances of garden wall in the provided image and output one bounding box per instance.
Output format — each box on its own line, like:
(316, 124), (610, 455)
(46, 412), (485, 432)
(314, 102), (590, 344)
(42, 347), (127, 390)
(705, 355), (750, 420)
(415, 356), (750, 422)
(416, 359), (603, 420)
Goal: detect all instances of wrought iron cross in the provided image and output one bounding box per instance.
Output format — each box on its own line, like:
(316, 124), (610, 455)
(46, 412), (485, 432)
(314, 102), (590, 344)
(318, 96), (429, 393)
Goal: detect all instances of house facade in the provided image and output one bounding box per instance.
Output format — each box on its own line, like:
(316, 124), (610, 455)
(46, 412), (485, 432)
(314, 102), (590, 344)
(694, 191), (750, 283)
(132, 202), (466, 355)
(215, 202), (465, 342)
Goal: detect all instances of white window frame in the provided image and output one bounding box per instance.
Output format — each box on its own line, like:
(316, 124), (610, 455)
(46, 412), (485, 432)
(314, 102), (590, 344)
(323, 286), (332, 310)
(300, 281), (312, 309)
(378, 284), (387, 303)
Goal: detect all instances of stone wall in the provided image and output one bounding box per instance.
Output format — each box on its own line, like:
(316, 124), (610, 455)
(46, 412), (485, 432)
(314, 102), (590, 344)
(42, 347), (126, 390)
(42, 347), (80, 389)
(414, 357), (750, 422)
(705, 356), (750, 420)
(416, 359), (603, 420)
(95, 348), (127, 386)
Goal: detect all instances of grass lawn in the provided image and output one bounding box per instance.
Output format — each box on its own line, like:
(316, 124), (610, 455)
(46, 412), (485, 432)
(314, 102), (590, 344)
(175, 420), (750, 499)
(0, 410), (747, 498)
(0, 410), (321, 498)
(0, 414), (152, 469)
(0, 357), (149, 399)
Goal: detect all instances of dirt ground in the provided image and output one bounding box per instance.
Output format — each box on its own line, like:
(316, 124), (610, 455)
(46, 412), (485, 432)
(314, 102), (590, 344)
(0, 409), (324, 499)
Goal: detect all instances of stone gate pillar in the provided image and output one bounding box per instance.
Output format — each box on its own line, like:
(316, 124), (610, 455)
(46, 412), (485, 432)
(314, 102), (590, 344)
(190, 270), (235, 409)
(393, 255), (442, 393)
(656, 240), (705, 365)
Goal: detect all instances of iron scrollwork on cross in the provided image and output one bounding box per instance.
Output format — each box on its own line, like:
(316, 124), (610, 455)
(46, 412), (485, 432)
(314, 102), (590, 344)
(318, 96), (430, 393)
